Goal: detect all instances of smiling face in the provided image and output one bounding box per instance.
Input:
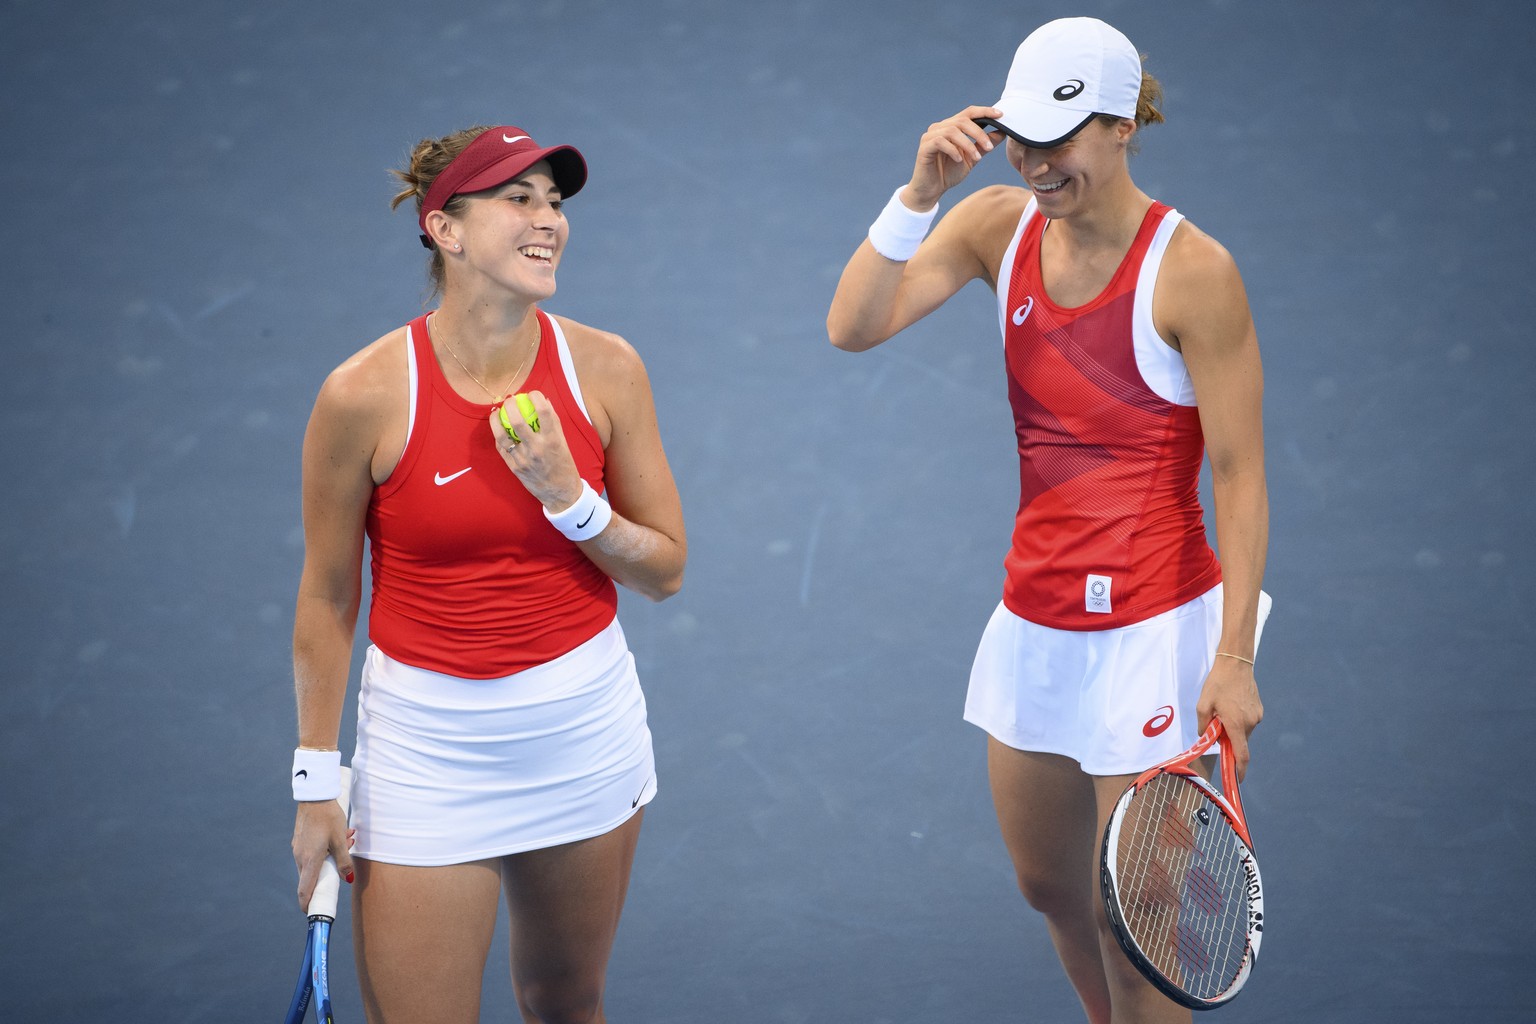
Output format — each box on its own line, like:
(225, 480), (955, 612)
(443, 160), (569, 302)
(1005, 117), (1134, 218)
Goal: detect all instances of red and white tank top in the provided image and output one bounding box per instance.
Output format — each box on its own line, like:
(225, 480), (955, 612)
(365, 309), (618, 677)
(995, 198), (1220, 630)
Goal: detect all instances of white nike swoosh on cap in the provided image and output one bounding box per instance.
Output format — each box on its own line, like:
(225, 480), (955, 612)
(503, 134), (530, 144)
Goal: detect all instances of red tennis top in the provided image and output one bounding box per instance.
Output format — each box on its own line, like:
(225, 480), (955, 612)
(998, 200), (1221, 630)
(365, 309), (617, 677)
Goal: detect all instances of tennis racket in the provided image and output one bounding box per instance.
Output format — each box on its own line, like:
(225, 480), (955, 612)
(1100, 718), (1263, 1010)
(284, 766), (351, 1024)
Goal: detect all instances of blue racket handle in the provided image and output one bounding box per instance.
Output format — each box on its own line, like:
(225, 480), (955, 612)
(312, 919), (334, 1022)
(283, 927), (316, 1024)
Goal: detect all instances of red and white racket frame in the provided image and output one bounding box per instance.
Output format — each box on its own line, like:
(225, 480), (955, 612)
(1100, 717), (1265, 1010)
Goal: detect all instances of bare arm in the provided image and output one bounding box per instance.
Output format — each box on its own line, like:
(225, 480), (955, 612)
(827, 106), (1016, 351)
(289, 356), (386, 905)
(489, 325), (686, 601)
(1159, 224), (1269, 779)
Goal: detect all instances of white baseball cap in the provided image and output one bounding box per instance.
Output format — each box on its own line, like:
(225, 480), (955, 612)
(978, 18), (1142, 148)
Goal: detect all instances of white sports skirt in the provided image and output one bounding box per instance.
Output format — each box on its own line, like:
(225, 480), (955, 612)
(350, 617), (656, 866)
(964, 584), (1272, 776)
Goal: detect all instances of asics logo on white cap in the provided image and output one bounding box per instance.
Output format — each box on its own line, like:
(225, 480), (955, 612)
(1053, 80), (1085, 101)
(502, 134), (530, 144)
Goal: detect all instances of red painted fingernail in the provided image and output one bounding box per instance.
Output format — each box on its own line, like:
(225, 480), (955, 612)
(344, 870), (355, 883)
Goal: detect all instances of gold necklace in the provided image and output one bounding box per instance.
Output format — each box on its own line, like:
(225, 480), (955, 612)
(434, 317), (538, 402)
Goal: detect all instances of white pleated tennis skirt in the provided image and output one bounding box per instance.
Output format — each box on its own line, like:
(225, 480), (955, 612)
(964, 584), (1272, 776)
(349, 617), (656, 866)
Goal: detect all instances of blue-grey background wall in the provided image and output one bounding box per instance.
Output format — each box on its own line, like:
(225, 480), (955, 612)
(3, 1), (1531, 1020)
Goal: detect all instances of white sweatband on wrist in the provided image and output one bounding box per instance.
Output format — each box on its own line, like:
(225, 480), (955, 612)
(292, 748), (343, 802)
(544, 480), (612, 542)
(867, 186), (938, 262)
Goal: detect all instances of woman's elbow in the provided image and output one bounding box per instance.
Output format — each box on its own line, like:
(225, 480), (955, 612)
(827, 315), (856, 351)
(829, 310), (878, 354)
(827, 311), (880, 352)
(641, 565), (684, 602)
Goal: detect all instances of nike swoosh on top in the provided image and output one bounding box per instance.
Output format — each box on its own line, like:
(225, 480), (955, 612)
(294, 769), (308, 779)
(435, 468), (472, 486)
(503, 134), (530, 144)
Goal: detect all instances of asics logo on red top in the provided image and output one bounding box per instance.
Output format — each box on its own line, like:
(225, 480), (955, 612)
(434, 468), (472, 486)
(1142, 705), (1174, 737)
(502, 134), (530, 144)
(1012, 296), (1034, 325)
(1053, 79), (1085, 101)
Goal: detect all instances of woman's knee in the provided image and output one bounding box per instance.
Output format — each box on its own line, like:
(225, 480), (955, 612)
(1012, 863), (1088, 918)
(518, 980), (605, 1024)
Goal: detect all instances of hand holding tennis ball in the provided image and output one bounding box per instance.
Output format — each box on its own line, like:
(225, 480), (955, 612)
(498, 392), (540, 443)
(488, 391), (581, 510)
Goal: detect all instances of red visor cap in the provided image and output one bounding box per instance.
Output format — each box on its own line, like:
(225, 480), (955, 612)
(417, 126), (587, 234)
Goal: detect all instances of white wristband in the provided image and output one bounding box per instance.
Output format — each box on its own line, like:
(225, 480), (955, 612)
(292, 748), (343, 801)
(544, 480), (612, 542)
(867, 185), (938, 262)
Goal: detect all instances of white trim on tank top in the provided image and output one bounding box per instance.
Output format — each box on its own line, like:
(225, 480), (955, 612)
(404, 322), (420, 441)
(547, 316), (592, 423)
(1131, 209), (1195, 407)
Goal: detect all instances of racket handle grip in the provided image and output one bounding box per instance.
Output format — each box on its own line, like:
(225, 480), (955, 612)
(305, 765), (352, 920)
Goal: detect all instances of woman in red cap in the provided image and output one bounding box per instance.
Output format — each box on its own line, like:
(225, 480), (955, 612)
(289, 124), (686, 1023)
(828, 18), (1270, 1023)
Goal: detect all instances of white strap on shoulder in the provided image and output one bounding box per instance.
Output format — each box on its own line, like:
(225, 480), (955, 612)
(1131, 209), (1195, 406)
(403, 321), (420, 449)
(548, 315), (592, 425)
(995, 196), (1039, 338)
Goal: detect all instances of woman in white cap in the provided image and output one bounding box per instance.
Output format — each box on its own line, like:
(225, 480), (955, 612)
(828, 18), (1269, 1023)
(289, 124), (686, 1023)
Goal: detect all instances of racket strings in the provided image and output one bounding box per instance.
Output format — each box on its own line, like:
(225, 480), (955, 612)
(1113, 774), (1250, 1001)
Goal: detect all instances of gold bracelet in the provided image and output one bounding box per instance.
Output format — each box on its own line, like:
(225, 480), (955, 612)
(1215, 651), (1255, 667)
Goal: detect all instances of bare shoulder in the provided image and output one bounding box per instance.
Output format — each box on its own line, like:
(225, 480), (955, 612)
(955, 183), (1032, 219)
(935, 184), (1032, 284)
(944, 184), (1031, 240)
(551, 314), (649, 385)
(548, 315), (655, 446)
(1163, 217), (1245, 291)
(1156, 218), (1256, 353)
(315, 326), (409, 417)
(305, 326), (410, 477)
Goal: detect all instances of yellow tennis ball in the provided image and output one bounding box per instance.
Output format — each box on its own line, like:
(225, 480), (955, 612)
(514, 393), (539, 432)
(498, 393), (540, 442)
